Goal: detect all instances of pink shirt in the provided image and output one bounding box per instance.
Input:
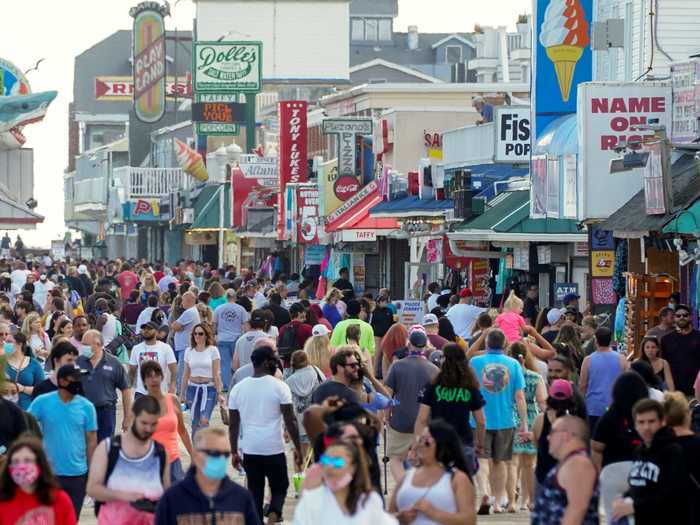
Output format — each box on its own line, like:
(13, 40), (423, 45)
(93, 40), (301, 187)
(496, 311), (526, 343)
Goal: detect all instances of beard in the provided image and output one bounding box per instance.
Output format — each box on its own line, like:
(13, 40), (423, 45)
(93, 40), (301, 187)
(131, 424), (153, 442)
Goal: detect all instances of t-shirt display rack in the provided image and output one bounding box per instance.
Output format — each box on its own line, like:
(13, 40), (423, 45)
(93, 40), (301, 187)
(624, 272), (676, 359)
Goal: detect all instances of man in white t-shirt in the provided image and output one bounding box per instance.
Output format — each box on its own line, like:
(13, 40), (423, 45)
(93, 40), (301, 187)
(228, 346), (301, 523)
(172, 292), (201, 394)
(95, 298), (118, 347)
(33, 274), (54, 309)
(129, 322), (177, 395)
(10, 261), (29, 290)
(446, 288), (485, 341)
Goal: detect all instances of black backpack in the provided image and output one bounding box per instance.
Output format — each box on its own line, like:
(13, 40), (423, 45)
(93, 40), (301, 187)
(278, 323), (299, 360)
(94, 434), (167, 516)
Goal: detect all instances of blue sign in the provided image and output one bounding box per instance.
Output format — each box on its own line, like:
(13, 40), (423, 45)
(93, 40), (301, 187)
(553, 282), (579, 307)
(122, 200), (163, 222)
(533, 0), (593, 140)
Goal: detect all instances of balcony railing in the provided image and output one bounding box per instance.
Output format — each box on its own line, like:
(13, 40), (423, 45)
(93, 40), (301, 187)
(114, 167), (190, 200)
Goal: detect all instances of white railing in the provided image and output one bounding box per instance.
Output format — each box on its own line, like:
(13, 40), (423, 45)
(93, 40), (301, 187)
(114, 167), (190, 199)
(74, 177), (107, 205)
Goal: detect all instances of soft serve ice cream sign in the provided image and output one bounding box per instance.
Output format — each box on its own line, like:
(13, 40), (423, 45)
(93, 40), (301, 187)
(533, 0), (593, 137)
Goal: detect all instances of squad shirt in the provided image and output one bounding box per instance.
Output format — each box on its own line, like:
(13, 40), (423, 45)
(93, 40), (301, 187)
(419, 382), (485, 445)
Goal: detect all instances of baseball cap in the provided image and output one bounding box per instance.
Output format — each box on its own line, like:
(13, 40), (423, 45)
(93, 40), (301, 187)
(56, 364), (88, 382)
(563, 293), (580, 304)
(547, 308), (565, 325)
(459, 288), (473, 298)
(409, 330), (428, 348)
(548, 379), (573, 400)
(40, 274), (47, 281)
(312, 324), (330, 337)
(78, 264), (88, 275)
(429, 350), (443, 366)
(251, 346), (276, 367)
(250, 310), (266, 323)
(140, 321), (158, 331)
(422, 313), (439, 327)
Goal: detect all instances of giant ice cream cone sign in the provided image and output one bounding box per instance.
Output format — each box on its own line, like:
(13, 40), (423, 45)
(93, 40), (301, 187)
(539, 0), (590, 102)
(174, 138), (208, 182)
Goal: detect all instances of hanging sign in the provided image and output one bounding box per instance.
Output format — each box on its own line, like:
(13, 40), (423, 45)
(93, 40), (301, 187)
(130, 1), (169, 123)
(297, 185), (320, 244)
(494, 106), (531, 163)
(195, 93), (240, 136)
(278, 101), (308, 240)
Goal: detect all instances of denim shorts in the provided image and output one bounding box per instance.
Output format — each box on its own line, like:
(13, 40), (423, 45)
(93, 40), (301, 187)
(186, 383), (217, 435)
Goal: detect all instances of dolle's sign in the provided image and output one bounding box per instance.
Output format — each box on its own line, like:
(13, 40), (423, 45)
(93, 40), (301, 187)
(193, 41), (262, 93)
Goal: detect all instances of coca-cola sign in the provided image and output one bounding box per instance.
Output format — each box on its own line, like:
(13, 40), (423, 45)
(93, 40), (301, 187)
(334, 176), (360, 201)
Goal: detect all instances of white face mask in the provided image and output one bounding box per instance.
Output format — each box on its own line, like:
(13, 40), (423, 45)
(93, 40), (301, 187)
(3, 394), (18, 404)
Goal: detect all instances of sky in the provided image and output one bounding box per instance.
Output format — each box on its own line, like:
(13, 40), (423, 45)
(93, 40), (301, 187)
(5, 0), (530, 248)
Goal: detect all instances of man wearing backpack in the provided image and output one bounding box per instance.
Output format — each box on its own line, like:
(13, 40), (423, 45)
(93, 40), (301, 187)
(87, 394), (169, 523)
(277, 303), (312, 367)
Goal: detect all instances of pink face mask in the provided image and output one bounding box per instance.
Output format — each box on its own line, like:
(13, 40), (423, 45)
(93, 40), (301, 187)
(9, 463), (40, 487)
(323, 472), (353, 492)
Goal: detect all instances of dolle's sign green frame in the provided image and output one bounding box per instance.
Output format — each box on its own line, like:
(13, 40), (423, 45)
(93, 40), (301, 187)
(193, 41), (262, 94)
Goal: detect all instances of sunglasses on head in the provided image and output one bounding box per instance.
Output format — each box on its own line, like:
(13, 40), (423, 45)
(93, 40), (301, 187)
(198, 449), (231, 458)
(320, 454), (346, 469)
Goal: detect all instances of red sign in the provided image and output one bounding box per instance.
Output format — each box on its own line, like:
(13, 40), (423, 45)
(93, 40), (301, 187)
(333, 175), (360, 201)
(277, 101), (308, 240)
(230, 166), (277, 228)
(297, 185), (319, 244)
(95, 77), (190, 100)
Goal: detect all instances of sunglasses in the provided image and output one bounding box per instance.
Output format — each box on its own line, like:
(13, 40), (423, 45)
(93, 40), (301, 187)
(344, 362), (359, 369)
(418, 436), (435, 447)
(194, 331), (206, 336)
(320, 454), (346, 469)
(676, 313), (689, 318)
(198, 449), (231, 458)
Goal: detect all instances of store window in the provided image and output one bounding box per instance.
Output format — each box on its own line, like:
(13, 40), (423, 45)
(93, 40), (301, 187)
(351, 18), (364, 41)
(365, 18), (378, 41)
(378, 19), (392, 41)
(445, 45), (463, 64)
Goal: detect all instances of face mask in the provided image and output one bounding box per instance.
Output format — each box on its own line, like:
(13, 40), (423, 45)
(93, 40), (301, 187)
(9, 464), (40, 487)
(62, 381), (83, 396)
(3, 394), (18, 404)
(3, 342), (13, 354)
(323, 471), (353, 492)
(79, 345), (94, 359)
(202, 454), (228, 480)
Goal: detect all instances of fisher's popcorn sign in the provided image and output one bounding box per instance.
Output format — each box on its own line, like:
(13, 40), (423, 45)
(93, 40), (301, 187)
(193, 42), (262, 93)
(129, 1), (169, 123)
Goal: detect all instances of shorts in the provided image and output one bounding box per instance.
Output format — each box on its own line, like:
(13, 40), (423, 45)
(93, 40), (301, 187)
(478, 428), (515, 462)
(386, 426), (413, 458)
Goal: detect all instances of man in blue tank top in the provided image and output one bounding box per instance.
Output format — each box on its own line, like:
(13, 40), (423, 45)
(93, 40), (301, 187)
(579, 327), (629, 432)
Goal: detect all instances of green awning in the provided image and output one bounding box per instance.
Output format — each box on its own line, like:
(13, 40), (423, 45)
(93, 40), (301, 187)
(190, 184), (231, 230)
(450, 190), (586, 242)
(663, 200), (700, 235)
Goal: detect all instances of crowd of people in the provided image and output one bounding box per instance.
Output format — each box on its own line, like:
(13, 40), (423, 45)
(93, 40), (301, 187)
(0, 256), (699, 524)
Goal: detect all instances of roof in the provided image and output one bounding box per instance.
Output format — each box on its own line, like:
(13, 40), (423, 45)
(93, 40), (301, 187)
(0, 195), (43, 228)
(369, 195), (453, 218)
(189, 184), (231, 230)
(350, 32), (474, 67)
(431, 34), (476, 49)
(349, 59), (444, 83)
(534, 114), (578, 156)
(451, 190), (585, 242)
(601, 154), (700, 234)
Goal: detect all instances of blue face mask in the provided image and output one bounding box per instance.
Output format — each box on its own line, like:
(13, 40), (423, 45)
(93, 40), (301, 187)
(79, 345), (94, 359)
(3, 342), (13, 354)
(203, 454), (228, 480)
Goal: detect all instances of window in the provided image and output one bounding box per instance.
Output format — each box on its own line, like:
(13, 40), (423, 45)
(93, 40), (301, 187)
(445, 45), (462, 64)
(378, 19), (392, 41)
(351, 18), (364, 41)
(365, 19), (378, 41)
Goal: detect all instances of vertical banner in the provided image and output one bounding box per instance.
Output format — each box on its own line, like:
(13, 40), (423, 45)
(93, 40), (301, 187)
(297, 185), (320, 244)
(130, 1), (169, 123)
(277, 101), (308, 240)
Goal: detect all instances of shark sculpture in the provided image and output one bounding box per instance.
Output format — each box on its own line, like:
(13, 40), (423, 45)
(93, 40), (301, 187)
(0, 91), (58, 150)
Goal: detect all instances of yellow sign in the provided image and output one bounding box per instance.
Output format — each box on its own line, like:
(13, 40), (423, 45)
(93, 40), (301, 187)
(319, 159), (343, 216)
(591, 250), (615, 277)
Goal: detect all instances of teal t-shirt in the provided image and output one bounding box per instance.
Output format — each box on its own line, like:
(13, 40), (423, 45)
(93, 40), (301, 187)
(470, 350), (525, 430)
(28, 391), (97, 476)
